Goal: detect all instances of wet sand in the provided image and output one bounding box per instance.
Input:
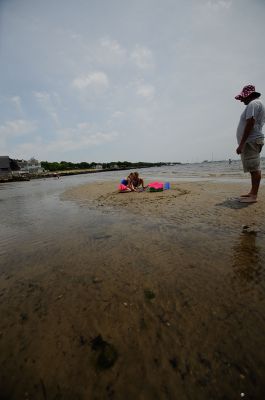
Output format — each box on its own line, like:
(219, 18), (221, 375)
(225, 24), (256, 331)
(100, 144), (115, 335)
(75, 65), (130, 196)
(1, 180), (265, 399)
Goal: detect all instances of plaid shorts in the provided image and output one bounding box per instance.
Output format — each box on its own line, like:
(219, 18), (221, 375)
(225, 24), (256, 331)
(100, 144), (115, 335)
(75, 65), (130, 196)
(241, 139), (264, 173)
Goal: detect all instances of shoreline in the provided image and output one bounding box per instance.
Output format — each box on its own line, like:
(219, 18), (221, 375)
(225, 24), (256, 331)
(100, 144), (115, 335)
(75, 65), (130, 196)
(1, 164), (171, 184)
(0, 167), (129, 183)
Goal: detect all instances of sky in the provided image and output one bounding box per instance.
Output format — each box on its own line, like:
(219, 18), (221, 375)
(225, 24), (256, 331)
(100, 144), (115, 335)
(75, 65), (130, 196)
(0, 0), (265, 163)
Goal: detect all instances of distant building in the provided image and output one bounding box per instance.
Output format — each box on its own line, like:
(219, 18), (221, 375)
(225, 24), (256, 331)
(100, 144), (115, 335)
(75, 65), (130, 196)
(91, 164), (103, 169)
(16, 157), (44, 174)
(0, 156), (12, 180)
(0, 156), (21, 180)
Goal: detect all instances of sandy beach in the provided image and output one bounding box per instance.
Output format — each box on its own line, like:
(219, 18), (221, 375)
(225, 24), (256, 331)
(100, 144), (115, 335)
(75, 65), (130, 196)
(63, 180), (265, 230)
(1, 180), (265, 399)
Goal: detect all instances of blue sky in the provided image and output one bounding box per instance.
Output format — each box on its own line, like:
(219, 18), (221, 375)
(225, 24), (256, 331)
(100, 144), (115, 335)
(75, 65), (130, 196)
(0, 0), (264, 163)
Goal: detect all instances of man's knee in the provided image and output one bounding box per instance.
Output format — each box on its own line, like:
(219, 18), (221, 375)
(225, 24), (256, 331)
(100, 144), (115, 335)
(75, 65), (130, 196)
(250, 170), (261, 178)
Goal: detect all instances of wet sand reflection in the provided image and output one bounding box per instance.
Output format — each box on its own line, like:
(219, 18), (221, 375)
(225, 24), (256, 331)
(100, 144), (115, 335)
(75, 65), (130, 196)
(232, 232), (263, 286)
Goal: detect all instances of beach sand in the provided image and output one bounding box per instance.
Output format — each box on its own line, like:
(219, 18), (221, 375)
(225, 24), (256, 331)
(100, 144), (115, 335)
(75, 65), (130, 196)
(1, 181), (265, 399)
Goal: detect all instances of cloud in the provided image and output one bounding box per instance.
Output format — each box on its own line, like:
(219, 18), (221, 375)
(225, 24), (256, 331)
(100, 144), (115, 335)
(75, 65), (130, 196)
(96, 36), (128, 67)
(111, 111), (125, 118)
(70, 32), (83, 41)
(206, 0), (232, 10)
(14, 137), (43, 158)
(34, 91), (61, 127)
(100, 37), (127, 58)
(11, 96), (23, 115)
(72, 71), (109, 92)
(11, 121), (119, 160)
(51, 132), (117, 151)
(130, 45), (154, 69)
(0, 119), (37, 139)
(47, 122), (119, 152)
(136, 83), (155, 100)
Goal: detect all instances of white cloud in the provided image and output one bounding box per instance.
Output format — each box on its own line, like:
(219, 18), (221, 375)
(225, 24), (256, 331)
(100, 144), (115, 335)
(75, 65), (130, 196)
(15, 137), (43, 158)
(0, 119), (37, 139)
(111, 111), (125, 118)
(136, 83), (155, 100)
(130, 45), (154, 69)
(47, 122), (118, 151)
(34, 91), (61, 127)
(11, 122), (119, 160)
(11, 96), (23, 115)
(206, 0), (232, 10)
(92, 36), (128, 67)
(51, 132), (117, 151)
(70, 32), (82, 41)
(72, 72), (109, 92)
(100, 37), (126, 57)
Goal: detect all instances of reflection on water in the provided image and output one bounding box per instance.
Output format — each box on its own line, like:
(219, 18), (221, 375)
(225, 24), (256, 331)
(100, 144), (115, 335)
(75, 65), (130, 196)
(232, 233), (263, 286)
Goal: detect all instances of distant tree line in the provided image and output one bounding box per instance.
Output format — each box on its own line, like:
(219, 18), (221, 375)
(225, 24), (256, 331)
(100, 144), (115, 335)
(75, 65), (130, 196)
(41, 161), (96, 171)
(40, 160), (171, 172)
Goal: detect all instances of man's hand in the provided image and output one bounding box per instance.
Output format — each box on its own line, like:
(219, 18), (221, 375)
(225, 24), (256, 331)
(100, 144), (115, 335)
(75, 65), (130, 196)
(236, 145), (243, 154)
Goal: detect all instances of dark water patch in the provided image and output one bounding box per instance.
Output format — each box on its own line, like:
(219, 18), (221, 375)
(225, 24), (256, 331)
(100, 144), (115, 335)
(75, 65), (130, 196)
(93, 234), (112, 240)
(90, 335), (118, 370)
(144, 289), (156, 300)
(215, 198), (252, 209)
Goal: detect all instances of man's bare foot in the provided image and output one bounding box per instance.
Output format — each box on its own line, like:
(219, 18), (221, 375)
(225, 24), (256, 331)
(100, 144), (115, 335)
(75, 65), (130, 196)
(239, 195), (257, 203)
(240, 193), (252, 197)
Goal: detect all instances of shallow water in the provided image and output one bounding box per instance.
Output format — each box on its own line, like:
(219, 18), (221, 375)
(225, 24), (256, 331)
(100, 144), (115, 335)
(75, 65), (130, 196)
(1, 164), (265, 399)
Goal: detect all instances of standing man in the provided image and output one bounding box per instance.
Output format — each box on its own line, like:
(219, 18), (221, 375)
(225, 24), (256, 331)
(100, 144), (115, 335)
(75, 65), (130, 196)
(235, 84), (265, 203)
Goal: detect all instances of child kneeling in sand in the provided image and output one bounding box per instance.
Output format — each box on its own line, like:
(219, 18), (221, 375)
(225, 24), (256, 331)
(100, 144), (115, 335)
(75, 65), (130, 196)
(119, 172), (145, 192)
(131, 172), (145, 191)
(119, 174), (133, 192)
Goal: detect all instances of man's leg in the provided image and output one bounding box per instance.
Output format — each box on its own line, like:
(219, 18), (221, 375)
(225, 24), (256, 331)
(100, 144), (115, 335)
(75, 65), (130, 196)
(240, 170), (261, 202)
(250, 170), (261, 196)
(240, 142), (262, 201)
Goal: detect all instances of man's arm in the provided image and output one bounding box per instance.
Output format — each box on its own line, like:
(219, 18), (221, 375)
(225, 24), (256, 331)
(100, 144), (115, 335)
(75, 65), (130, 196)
(236, 117), (255, 154)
